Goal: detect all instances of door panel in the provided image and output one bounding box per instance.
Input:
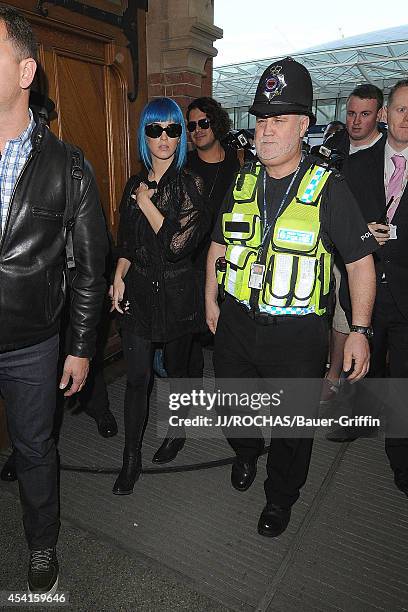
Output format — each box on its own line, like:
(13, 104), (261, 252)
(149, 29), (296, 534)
(53, 53), (111, 217)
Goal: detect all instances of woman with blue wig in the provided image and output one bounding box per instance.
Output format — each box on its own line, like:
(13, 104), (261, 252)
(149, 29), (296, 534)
(111, 97), (208, 494)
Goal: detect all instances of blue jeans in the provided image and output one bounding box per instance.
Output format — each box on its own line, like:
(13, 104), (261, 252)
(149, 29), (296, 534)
(0, 335), (60, 549)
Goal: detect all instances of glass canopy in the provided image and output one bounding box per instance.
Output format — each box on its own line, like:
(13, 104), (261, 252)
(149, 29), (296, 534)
(213, 25), (408, 128)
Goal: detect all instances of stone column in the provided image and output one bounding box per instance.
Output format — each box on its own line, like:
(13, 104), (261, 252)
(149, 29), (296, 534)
(146, 0), (222, 113)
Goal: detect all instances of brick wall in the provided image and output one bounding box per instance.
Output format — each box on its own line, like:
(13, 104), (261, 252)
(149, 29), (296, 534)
(148, 71), (203, 114)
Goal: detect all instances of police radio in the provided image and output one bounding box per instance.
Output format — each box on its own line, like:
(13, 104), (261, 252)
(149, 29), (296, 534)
(223, 129), (253, 152)
(215, 257), (227, 273)
(215, 257), (227, 300)
(315, 145), (346, 171)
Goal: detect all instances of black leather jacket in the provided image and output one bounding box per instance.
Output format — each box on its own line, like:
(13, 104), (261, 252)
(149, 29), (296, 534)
(0, 116), (108, 355)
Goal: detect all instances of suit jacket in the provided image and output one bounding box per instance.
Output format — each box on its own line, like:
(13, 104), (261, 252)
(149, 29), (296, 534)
(344, 137), (408, 317)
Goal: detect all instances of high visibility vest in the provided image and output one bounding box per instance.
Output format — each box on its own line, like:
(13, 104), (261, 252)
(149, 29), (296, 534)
(217, 160), (333, 315)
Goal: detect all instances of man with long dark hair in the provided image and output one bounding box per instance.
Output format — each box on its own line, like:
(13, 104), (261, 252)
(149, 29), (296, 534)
(185, 98), (241, 375)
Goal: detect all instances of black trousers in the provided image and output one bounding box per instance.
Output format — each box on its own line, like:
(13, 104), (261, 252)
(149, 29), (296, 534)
(214, 296), (328, 508)
(76, 366), (109, 418)
(0, 335), (60, 550)
(60, 298), (110, 420)
(371, 283), (408, 472)
(188, 330), (213, 378)
(121, 329), (193, 450)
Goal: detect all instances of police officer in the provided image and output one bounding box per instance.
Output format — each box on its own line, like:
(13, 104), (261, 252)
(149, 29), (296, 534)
(206, 57), (378, 537)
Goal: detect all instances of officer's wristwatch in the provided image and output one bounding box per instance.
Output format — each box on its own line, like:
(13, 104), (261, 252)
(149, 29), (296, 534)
(349, 325), (374, 339)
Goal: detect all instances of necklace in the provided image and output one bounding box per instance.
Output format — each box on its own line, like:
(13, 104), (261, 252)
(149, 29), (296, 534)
(207, 148), (223, 199)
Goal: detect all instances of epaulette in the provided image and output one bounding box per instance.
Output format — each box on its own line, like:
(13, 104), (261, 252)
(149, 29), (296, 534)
(308, 146), (346, 175)
(306, 151), (330, 171)
(311, 158), (345, 184)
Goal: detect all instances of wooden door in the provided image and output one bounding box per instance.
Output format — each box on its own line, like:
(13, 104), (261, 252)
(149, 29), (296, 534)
(8, 0), (147, 238)
(0, 1), (147, 448)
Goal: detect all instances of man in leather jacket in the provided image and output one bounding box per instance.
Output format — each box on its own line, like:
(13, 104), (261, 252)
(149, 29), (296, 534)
(0, 7), (107, 595)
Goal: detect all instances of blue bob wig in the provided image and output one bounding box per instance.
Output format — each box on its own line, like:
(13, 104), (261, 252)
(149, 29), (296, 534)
(138, 97), (187, 171)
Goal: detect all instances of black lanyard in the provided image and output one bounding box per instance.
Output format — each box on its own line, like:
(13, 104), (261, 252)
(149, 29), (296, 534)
(261, 156), (304, 249)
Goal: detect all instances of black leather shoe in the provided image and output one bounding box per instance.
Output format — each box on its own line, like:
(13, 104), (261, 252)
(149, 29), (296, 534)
(326, 427), (359, 443)
(231, 458), (257, 492)
(394, 469), (408, 496)
(326, 425), (378, 443)
(257, 504), (291, 538)
(112, 452), (142, 495)
(1, 451), (17, 482)
(152, 438), (185, 464)
(93, 407), (118, 438)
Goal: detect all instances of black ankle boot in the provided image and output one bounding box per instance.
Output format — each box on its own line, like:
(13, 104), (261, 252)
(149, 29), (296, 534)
(112, 451), (142, 495)
(152, 437), (185, 464)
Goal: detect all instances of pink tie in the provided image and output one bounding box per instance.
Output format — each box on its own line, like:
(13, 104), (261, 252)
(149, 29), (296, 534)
(386, 154), (407, 222)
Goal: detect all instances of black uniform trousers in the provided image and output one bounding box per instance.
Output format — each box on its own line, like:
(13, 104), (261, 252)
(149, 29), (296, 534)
(214, 296), (328, 508)
(0, 334), (60, 550)
(371, 282), (408, 472)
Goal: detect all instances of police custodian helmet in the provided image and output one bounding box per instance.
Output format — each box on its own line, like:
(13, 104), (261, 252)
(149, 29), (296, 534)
(249, 57), (316, 126)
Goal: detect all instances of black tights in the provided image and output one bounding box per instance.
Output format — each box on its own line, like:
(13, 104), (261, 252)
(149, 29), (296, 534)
(121, 329), (193, 453)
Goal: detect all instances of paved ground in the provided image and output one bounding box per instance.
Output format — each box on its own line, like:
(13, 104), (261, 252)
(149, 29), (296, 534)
(0, 488), (229, 612)
(1, 355), (408, 612)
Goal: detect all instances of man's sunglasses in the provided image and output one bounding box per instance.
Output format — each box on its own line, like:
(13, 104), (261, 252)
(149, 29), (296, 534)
(187, 118), (210, 132)
(145, 123), (182, 138)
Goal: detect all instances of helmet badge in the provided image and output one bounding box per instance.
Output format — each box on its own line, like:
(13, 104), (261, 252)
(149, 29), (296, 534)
(262, 65), (287, 101)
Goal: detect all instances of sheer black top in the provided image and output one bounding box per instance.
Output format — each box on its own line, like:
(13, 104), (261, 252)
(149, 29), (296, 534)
(116, 161), (209, 342)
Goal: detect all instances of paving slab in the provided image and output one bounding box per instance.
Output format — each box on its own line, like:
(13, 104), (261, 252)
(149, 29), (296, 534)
(1, 351), (407, 611)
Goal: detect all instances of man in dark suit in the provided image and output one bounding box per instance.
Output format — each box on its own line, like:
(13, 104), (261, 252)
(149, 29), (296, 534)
(326, 83), (384, 157)
(321, 84), (385, 410)
(344, 79), (408, 496)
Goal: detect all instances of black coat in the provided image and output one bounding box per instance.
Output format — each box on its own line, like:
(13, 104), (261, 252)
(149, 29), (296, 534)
(344, 137), (408, 317)
(116, 163), (209, 342)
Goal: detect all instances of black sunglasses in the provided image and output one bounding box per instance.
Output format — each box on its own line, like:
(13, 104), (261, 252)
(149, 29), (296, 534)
(145, 123), (182, 139)
(187, 118), (210, 132)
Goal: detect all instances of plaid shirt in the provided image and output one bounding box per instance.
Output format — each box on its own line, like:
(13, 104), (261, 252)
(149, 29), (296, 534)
(0, 110), (34, 232)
